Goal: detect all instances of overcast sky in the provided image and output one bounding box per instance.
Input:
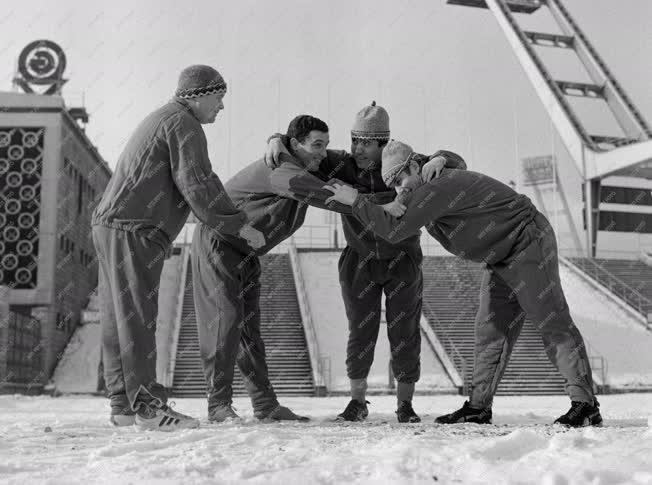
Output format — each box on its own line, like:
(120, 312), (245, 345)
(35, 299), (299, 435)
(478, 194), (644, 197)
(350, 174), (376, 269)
(1, 0), (650, 188)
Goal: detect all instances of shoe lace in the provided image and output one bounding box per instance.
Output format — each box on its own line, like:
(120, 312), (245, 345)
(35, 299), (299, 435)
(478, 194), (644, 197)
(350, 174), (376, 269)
(161, 401), (189, 418)
(157, 400), (174, 412)
(560, 401), (585, 419)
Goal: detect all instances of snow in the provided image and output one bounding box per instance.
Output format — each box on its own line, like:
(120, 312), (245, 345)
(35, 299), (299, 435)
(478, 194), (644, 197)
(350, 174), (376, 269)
(1, 394), (651, 484)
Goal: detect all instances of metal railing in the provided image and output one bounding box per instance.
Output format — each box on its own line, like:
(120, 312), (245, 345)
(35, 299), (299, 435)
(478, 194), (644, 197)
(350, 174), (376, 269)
(560, 247), (652, 260)
(582, 330), (610, 392)
(445, 336), (470, 395)
(319, 356), (332, 395)
(290, 225), (337, 249)
(567, 257), (652, 321)
(589, 355), (608, 393)
(424, 309), (470, 394)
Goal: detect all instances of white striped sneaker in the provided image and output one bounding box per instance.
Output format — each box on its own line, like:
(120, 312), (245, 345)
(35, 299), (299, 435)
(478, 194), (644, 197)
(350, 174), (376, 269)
(135, 401), (199, 431)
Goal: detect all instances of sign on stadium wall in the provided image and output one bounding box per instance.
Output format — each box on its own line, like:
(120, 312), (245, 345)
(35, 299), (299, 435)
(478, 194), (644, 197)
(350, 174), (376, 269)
(522, 155), (556, 186)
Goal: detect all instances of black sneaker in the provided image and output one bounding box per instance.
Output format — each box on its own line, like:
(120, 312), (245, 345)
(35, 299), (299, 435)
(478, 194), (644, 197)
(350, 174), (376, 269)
(554, 400), (603, 428)
(396, 401), (421, 423)
(435, 401), (492, 424)
(336, 399), (369, 422)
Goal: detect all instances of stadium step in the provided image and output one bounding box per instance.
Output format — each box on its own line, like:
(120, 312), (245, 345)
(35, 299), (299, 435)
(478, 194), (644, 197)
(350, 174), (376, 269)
(172, 253), (315, 397)
(422, 256), (566, 395)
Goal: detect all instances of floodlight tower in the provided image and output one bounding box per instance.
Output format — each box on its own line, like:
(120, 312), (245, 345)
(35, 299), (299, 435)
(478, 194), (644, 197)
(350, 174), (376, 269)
(448, 0), (652, 256)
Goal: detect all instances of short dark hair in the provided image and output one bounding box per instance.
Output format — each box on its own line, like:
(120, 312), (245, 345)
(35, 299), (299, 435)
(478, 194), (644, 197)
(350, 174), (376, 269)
(286, 115), (328, 143)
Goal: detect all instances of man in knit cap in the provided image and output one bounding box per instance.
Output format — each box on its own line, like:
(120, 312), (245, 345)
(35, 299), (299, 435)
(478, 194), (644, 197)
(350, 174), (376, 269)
(323, 140), (602, 428)
(265, 103), (466, 423)
(92, 65), (264, 431)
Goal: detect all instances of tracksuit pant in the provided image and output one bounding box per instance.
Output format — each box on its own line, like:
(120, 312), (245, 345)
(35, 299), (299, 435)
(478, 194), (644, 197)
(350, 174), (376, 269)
(338, 246), (422, 384)
(92, 225), (168, 410)
(469, 213), (595, 408)
(191, 223), (277, 415)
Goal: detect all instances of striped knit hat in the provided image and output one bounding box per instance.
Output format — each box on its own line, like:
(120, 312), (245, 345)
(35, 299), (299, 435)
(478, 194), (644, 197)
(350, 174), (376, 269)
(175, 65), (227, 99)
(381, 140), (416, 187)
(351, 101), (390, 141)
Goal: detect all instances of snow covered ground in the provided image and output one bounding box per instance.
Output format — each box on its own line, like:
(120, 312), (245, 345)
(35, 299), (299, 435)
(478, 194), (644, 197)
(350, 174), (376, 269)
(1, 394), (651, 484)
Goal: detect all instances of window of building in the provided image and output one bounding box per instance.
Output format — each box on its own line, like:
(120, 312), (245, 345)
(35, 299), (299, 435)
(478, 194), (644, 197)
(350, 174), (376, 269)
(78, 177), (83, 214)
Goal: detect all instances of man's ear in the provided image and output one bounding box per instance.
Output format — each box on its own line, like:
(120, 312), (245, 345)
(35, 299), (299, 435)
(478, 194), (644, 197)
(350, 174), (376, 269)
(290, 137), (300, 152)
(410, 160), (420, 174)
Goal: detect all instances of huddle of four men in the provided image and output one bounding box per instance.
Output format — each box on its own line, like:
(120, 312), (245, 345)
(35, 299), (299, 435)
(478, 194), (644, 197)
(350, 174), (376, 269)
(91, 65), (602, 431)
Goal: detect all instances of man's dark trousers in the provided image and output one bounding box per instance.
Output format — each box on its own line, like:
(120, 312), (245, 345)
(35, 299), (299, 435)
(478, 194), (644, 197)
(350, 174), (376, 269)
(191, 223), (277, 414)
(338, 246), (422, 384)
(92, 225), (168, 410)
(470, 213), (595, 408)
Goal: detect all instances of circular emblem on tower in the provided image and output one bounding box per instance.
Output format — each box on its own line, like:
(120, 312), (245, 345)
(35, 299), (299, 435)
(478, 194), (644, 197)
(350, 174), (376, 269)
(14, 40), (67, 95)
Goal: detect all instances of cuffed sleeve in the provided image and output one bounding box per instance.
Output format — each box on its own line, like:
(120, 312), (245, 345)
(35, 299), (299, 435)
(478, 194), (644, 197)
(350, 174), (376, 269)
(352, 183), (450, 243)
(367, 190), (399, 205)
(269, 157), (354, 214)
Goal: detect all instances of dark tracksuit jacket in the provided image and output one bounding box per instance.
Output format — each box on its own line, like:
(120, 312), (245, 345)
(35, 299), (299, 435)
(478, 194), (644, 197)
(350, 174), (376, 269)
(91, 98), (247, 409)
(311, 148), (466, 383)
(191, 156), (355, 414)
(352, 168), (595, 406)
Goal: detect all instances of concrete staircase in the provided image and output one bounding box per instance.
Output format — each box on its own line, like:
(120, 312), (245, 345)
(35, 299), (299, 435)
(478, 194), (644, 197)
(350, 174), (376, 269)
(172, 253), (314, 398)
(422, 256), (565, 395)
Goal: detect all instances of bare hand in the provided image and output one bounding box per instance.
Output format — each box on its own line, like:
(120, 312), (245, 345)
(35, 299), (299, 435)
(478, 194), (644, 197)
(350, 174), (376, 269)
(422, 155), (446, 181)
(264, 138), (289, 169)
(381, 200), (407, 217)
(323, 183), (359, 206)
(239, 224), (266, 249)
(327, 178), (348, 187)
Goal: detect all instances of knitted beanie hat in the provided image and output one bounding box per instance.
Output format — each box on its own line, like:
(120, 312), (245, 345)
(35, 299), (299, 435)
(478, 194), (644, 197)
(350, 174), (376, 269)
(175, 65), (227, 99)
(351, 101), (390, 141)
(381, 140), (416, 186)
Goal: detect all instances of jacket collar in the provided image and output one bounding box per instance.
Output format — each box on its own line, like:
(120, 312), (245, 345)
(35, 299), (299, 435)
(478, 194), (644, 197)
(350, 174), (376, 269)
(170, 97), (201, 122)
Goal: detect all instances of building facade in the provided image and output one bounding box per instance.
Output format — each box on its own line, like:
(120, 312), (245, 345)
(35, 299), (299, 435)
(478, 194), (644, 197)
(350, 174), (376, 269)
(0, 91), (111, 393)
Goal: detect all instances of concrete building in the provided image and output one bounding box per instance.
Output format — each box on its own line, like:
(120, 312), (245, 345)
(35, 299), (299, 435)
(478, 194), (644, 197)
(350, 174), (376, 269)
(0, 91), (111, 393)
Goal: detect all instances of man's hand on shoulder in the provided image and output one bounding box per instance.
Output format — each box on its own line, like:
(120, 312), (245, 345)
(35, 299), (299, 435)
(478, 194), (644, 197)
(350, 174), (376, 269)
(264, 137), (290, 169)
(327, 178), (349, 187)
(421, 155), (446, 182)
